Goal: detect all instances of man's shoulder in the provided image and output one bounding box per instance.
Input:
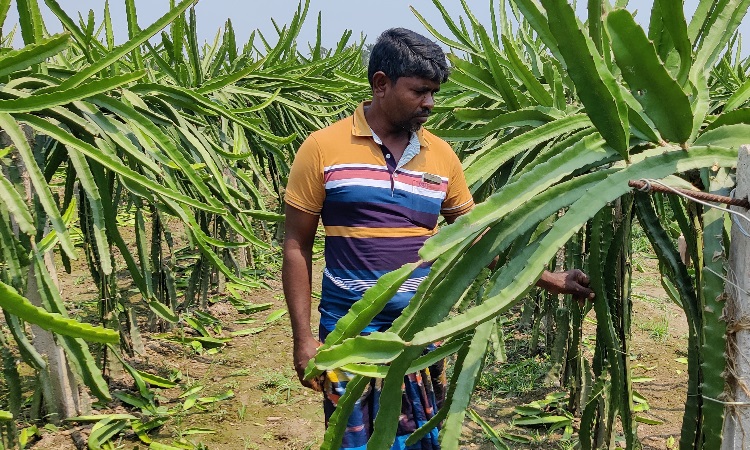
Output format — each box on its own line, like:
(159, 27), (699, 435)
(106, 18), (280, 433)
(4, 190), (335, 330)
(422, 128), (455, 154)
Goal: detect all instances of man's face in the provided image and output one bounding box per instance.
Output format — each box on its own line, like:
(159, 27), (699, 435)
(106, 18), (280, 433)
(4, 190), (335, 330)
(382, 76), (441, 132)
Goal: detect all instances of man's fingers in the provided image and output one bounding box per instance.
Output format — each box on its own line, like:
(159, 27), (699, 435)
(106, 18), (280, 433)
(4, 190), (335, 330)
(305, 373), (325, 392)
(575, 284), (595, 298)
(296, 366), (325, 392)
(569, 282), (594, 300)
(298, 372), (324, 392)
(311, 374), (325, 392)
(568, 270), (594, 300)
(575, 286), (595, 301)
(570, 269), (590, 285)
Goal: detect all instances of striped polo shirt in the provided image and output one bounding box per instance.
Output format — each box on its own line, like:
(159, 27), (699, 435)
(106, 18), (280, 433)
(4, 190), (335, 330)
(285, 102), (474, 332)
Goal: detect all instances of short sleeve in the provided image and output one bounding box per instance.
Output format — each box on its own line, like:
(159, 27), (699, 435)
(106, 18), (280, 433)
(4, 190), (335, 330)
(285, 135), (325, 215)
(440, 152), (474, 219)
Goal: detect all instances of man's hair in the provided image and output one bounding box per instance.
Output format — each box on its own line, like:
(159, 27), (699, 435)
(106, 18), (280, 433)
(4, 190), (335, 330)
(367, 28), (450, 86)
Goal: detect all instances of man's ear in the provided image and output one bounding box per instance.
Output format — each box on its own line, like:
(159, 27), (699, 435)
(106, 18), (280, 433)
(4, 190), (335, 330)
(371, 71), (390, 98)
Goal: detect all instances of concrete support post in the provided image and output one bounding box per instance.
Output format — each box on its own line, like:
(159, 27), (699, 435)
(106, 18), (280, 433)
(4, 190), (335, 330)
(1, 128), (84, 422)
(722, 145), (750, 449)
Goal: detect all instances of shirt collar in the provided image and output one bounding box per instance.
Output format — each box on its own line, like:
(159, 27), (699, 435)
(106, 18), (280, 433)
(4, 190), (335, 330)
(370, 128), (422, 169)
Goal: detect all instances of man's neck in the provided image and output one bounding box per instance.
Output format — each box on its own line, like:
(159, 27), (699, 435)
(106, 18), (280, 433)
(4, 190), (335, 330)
(364, 103), (411, 158)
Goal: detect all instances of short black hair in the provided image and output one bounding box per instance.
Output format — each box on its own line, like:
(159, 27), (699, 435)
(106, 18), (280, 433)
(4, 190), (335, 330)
(367, 28), (450, 86)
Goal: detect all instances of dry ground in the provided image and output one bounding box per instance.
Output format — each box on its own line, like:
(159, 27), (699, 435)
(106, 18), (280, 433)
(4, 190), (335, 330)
(22, 250), (689, 450)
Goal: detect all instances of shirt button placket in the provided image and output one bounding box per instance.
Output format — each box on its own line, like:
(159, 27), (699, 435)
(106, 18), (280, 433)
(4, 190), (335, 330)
(382, 148), (399, 196)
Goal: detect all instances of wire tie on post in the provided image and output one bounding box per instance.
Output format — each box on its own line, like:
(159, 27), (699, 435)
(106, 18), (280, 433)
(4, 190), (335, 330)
(704, 266), (750, 297)
(733, 215), (750, 239)
(729, 189), (750, 239)
(702, 395), (750, 406)
(637, 179), (652, 193)
(642, 179), (750, 240)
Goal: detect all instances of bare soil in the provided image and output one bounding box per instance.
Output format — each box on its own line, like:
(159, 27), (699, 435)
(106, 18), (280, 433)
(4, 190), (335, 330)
(23, 250), (689, 450)
(453, 255), (689, 450)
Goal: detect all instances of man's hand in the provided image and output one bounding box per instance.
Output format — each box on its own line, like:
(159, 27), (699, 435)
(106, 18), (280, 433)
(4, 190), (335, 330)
(538, 269), (595, 302)
(293, 335), (324, 391)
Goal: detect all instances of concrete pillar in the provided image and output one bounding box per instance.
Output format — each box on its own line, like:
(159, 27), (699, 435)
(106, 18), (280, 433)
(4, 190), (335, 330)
(722, 145), (750, 449)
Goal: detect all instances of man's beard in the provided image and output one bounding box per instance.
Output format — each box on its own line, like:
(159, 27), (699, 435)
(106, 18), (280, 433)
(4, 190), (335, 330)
(399, 119), (423, 133)
(407, 112), (430, 132)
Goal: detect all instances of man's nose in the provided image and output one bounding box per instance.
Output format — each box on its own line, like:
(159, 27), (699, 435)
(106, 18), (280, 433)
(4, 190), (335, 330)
(422, 93), (434, 110)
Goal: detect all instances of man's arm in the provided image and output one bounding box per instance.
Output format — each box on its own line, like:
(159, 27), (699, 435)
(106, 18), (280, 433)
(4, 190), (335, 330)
(537, 269), (594, 301)
(282, 204), (323, 390)
(444, 212), (594, 301)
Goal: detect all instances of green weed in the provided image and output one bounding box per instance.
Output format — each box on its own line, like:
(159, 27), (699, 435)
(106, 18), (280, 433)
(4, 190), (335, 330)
(257, 370), (300, 405)
(632, 222), (658, 257)
(478, 356), (551, 398)
(632, 292), (666, 305)
(242, 439), (260, 450)
(638, 315), (670, 342)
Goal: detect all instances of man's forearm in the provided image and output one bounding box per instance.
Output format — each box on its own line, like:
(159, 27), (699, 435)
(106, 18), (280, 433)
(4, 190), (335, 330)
(282, 246), (316, 342)
(281, 205), (323, 389)
(536, 270), (556, 291)
(451, 216), (593, 299)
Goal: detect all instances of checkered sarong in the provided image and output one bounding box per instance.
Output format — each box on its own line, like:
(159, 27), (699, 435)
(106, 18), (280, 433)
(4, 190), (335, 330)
(321, 328), (446, 449)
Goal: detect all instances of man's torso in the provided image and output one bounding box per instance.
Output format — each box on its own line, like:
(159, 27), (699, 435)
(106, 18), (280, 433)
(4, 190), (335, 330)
(285, 104), (473, 332)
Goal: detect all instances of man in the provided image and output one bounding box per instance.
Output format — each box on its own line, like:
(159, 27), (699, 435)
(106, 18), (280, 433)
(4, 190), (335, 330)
(282, 28), (593, 449)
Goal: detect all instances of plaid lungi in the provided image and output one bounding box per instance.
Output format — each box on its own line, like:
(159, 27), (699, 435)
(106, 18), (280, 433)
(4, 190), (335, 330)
(321, 328), (447, 449)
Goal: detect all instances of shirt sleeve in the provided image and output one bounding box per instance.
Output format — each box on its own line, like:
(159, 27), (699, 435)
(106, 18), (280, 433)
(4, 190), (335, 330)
(440, 151), (474, 220)
(285, 135), (325, 215)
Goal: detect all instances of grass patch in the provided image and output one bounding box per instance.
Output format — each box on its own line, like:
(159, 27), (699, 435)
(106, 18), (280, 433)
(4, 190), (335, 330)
(632, 292), (667, 306)
(478, 355), (552, 398)
(257, 370), (300, 405)
(638, 315), (670, 342)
